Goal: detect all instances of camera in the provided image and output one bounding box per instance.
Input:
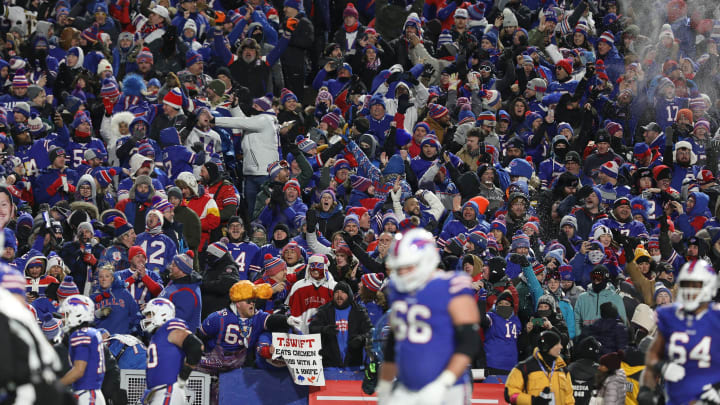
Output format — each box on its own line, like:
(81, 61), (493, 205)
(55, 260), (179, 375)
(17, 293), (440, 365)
(532, 317), (545, 328)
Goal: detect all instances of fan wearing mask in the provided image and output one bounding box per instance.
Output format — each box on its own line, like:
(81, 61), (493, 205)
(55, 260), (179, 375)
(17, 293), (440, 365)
(570, 240), (610, 287)
(479, 290), (521, 375)
(573, 266), (628, 337)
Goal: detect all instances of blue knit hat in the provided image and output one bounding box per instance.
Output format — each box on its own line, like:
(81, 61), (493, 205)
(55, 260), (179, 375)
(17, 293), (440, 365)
(491, 218), (507, 235)
(511, 231), (530, 250)
(382, 154), (405, 175)
(508, 158), (533, 178)
(283, 0), (302, 11)
(173, 251), (194, 274)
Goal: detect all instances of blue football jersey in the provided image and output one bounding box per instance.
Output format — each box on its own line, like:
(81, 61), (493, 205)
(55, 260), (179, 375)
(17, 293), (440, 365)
(657, 303), (720, 405)
(136, 233), (178, 273)
(146, 318), (190, 388)
(199, 307), (270, 352)
(115, 268), (163, 305)
(68, 327), (106, 391)
(484, 312), (521, 371)
(388, 271), (474, 390)
(227, 241), (262, 280)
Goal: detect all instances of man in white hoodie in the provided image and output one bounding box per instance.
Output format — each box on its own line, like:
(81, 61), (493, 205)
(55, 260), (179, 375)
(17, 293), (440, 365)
(212, 95), (280, 214)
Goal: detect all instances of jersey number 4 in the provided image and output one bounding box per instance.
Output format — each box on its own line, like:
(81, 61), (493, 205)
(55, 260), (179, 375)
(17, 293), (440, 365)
(390, 302), (432, 344)
(668, 332), (712, 368)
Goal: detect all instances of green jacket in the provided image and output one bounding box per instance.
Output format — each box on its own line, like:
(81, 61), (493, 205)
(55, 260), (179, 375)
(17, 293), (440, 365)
(574, 285), (627, 337)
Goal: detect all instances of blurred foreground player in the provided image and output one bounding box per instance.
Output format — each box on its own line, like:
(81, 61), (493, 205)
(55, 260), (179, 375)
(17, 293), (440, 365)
(141, 298), (204, 405)
(643, 259), (720, 405)
(377, 228), (480, 405)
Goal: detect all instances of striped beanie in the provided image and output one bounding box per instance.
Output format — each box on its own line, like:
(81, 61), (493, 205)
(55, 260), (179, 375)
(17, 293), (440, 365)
(41, 315), (62, 341)
(533, 261), (545, 275)
(57, 275), (80, 299)
(477, 111), (496, 126)
(283, 179), (301, 194)
(694, 120), (710, 133)
(267, 160), (288, 180)
(207, 241), (229, 261)
(361, 272), (384, 292)
(350, 175), (372, 192)
(344, 214), (359, 227)
(437, 30), (453, 47)
(185, 49), (202, 67)
(137, 47), (154, 64)
(173, 251), (195, 274)
(468, 2), (485, 19)
(468, 230), (488, 250)
(321, 112), (341, 130)
(511, 232), (530, 249)
(163, 88), (183, 109)
(137, 142), (155, 157)
(598, 31), (615, 45)
(0, 265), (25, 295)
(113, 217), (133, 237)
(296, 135), (317, 153)
(482, 89), (501, 108)
(100, 78), (120, 99)
(151, 195), (173, 213)
(316, 89), (333, 106)
(647, 235), (660, 250)
(428, 103), (449, 120)
(253, 95), (273, 111)
(558, 264), (574, 281)
(95, 169), (115, 188)
(12, 71), (29, 88)
(264, 253), (286, 276)
(491, 218), (507, 235)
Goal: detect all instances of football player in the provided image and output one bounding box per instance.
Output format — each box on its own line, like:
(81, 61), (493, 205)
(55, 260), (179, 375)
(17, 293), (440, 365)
(644, 259), (720, 404)
(377, 228), (481, 405)
(141, 298), (204, 405)
(59, 295), (107, 405)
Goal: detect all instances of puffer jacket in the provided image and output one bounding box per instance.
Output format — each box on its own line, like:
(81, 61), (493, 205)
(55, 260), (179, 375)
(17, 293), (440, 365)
(596, 368), (627, 405)
(505, 348), (574, 405)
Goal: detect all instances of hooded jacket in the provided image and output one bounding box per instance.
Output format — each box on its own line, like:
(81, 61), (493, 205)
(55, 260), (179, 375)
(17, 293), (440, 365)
(91, 275), (141, 335)
(200, 253), (240, 319)
(574, 284), (627, 337)
(675, 191), (709, 236)
(285, 255), (337, 333)
(505, 348), (574, 405)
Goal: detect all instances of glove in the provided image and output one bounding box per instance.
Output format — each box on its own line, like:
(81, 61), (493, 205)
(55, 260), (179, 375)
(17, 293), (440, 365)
(531, 387), (553, 405)
(397, 93), (413, 114)
(416, 370), (456, 405)
(83, 253), (97, 266)
(286, 17), (298, 31)
(102, 97), (115, 116)
(94, 307), (112, 318)
(195, 150), (206, 165)
(421, 63), (435, 78)
(700, 383), (720, 404)
(574, 185), (594, 200)
(287, 315), (302, 330)
(306, 209), (317, 231)
(191, 142), (204, 153)
(509, 253), (530, 267)
(376, 379), (392, 405)
(349, 335), (365, 349)
(661, 362), (685, 382)
(584, 63), (596, 79)
(321, 324), (338, 336)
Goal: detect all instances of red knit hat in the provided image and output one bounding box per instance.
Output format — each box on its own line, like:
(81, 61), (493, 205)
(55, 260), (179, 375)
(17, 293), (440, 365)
(555, 58), (573, 74)
(129, 246), (146, 261)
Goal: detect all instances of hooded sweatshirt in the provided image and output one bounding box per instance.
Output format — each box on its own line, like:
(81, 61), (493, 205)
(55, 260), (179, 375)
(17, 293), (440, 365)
(285, 254), (337, 333)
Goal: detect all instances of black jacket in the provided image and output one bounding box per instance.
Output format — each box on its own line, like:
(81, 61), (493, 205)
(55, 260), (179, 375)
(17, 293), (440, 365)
(281, 15), (314, 70)
(308, 300), (372, 367)
(200, 254), (240, 319)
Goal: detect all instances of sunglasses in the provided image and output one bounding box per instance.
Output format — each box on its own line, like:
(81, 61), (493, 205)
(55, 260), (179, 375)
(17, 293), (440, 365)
(591, 272), (605, 281)
(479, 65), (492, 72)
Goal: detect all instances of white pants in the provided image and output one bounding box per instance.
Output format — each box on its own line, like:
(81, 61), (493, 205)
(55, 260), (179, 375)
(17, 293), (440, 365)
(389, 381), (472, 405)
(146, 383), (187, 405)
(75, 389), (106, 405)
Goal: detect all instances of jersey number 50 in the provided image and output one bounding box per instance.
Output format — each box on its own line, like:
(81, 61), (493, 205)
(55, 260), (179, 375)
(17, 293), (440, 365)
(390, 302), (432, 344)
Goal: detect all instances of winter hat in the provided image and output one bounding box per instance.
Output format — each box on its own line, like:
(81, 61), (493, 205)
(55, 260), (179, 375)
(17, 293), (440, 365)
(100, 78), (120, 99)
(128, 246), (146, 262)
(283, 179), (301, 195)
(57, 275), (80, 299)
(508, 158), (533, 179)
(654, 282), (672, 301)
(599, 161), (619, 179)
(283, 0), (302, 11)
(206, 241), (229, 262)
(172, 251), (194, 275)
(259, 253), (285, 277)
(185, 49), (202, 67)
(344, 214), (360, 228)
(343, 3), (358, 18)
(446, 234), (467, 256)
(482, 90), (501, 109)
(652, 165), (672, 182)
(437, 30), (454, 48)
(280, 88), (298, 105)
(382, 154), (405, 175)
(454, 8), (468, 19)
(558, 264), (574, 281)
(253, 95), (273, 112)
(96, 59), (112, 76)
(538, 330), (561, 353)
(11, 71), (29, 88)
(598, 31), (615, 45)
(694, 120), (710, 133)
(491, 218), (507, 235)
(555, 58), (573, 75)
(599, 351), (624, 372)
(477, 111), (496, 126)
(183, 19), (197, 34)
(350, 175), (372, 192)
(113, 217), (133, 237)
(136, 48), (154, 64)
(163, 88), (183, 110)
(41, 313), (62, 341)
(296, 136), (317, 153)
(468, 231), (488, 250)
(502, 8), (518, 27)
(511, 232), (530, 249)
(321, 112), (341, 130)
(659, 24), (674, 41)
(267, 160), (288, 180)
(320, 188), (337, 202)
(428, 103), (449, 120)
(316, 90), (333, 106)
(151, 196), (173, 213)
(468, 2), (485, 20)
(207, 79), (226, 97)
(361, 272), (384, 292)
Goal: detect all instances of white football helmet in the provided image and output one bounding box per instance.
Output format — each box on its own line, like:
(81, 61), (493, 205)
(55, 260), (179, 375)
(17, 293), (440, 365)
(385, 228), (440, 293)
(142, 298), (176, 332)
(59, 295), (95, 332)
(676, 259), (717, 312)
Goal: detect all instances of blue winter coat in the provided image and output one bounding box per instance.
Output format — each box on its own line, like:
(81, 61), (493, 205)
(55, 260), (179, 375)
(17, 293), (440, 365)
(91, 275), (141, 335)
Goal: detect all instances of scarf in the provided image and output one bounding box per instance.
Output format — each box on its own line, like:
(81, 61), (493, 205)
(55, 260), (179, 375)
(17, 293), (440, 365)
(344, 21), (359, 33)
(366, 57), (381, 70)
(146, 222), (162, 235)
(75, 128), (91, 138)
(141, 23), (163, 37)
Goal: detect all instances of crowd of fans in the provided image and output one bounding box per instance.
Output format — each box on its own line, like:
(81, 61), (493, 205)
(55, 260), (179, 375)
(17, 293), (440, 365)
(0, 0), (720, 402)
